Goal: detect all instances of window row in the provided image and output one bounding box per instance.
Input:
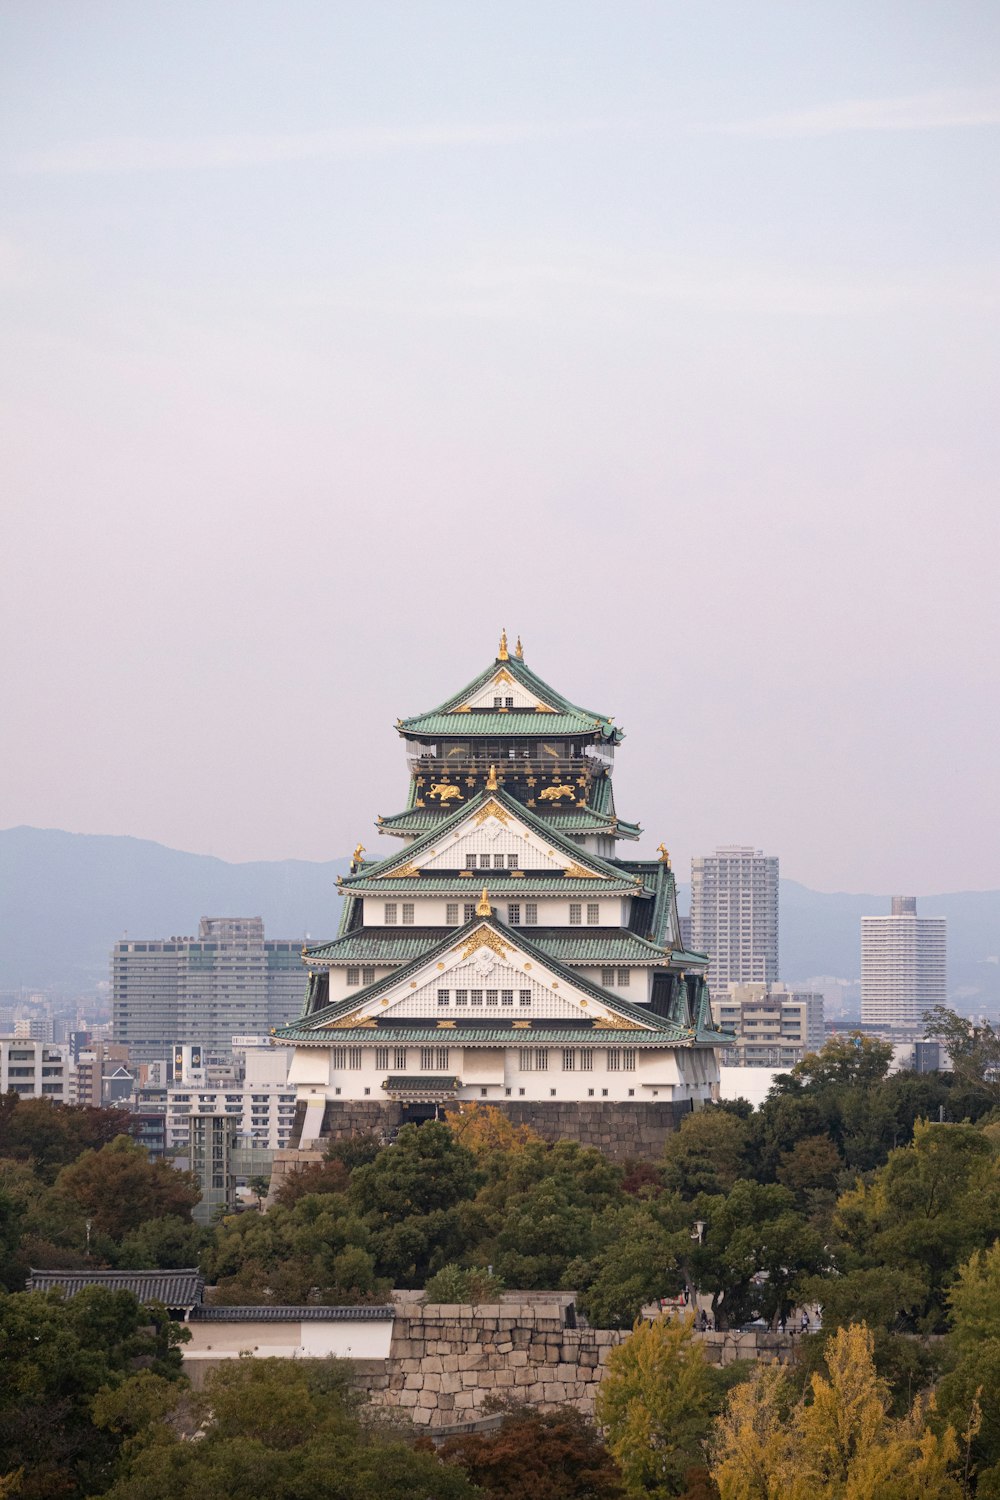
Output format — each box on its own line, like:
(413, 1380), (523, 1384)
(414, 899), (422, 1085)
(465, 853), (520, 869)
(569, 904), (602, 925)
(600, 967), (632, 987)
(329, 1045), (634, 1073)
(437, 988), (532, 1007)
(346, 966), (376, 987)
(383, 904), (415, 925)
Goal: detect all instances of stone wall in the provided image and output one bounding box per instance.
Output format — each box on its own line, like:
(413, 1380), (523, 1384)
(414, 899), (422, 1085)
(290, 1097), (693, 1162)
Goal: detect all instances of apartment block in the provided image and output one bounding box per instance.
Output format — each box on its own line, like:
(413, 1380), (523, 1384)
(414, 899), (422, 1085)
(712, 983), (824, 1068)
(691, 846), (779, 999)
(0, 1038), (70, 1101)
(861, 897), (946, 1029)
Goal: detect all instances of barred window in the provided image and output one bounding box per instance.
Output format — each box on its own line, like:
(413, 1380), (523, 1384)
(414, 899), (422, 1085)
(519, 989), (531, 1007)
(525, 903), (538, 925)
(518, 1049), (534, 1071)
(455, 989), (469, 1006)
(587, 903), (600, 924)
(348, 1047), (362, 1069)
(536, 1049), (549, 1072)
(436, 1047), (450, 1069)
(470, 989), (483, 1007)
(464, 903), (476, 921)
(332, 1047), (346, 1069)
(493, 854), (504, 869)
(384, 903), (397, 925)
(579, 1049), (594, 1071)
(562, 1048), (575, 1071)
(505, 696), (514, 708)
(486, 989), (499, 1007)
(501, 989), (514, 1007)
(438, 989), (450, 1007)
(508, 903), (521, 925)
(493, 696), (502, 708)
(506, 852), (518, 867)
(617, 968), (630, 987)
(362, 966), (375, 985)
(420, 1047), (435, 1070)
(446, 903), (459, 924)
(394, 1047), (407, 1070)
(466, 854), (477, 869)
(608, 1048), (621, 1071)
(376, 1047), (389, 1069)
(569, 903), (582, 925)
(402, 903), (414, 925)
(623, 1049), (636, 1071)
(601, 967), (615, 987)
(346, 967), (360, 987)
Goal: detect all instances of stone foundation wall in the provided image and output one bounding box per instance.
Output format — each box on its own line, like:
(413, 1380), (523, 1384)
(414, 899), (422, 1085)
(292, 1097), (693, 1162)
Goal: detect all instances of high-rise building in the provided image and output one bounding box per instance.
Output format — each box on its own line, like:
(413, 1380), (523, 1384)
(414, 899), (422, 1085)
(690, 846), (779, 999)
(861, 897), (946, 1029)
(712, 983), (824, 1068)
(277, 634), (725, 1159)
(0, 1038), (70, 1101)
(112, 918), (306, 1065)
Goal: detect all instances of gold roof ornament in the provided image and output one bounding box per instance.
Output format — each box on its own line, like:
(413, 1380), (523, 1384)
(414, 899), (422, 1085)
(486, 763), (499, 791)
(515, 635), (523, 659)
(497, 628), (509, 661)
(351, 842), (366, 870)
(476, 886), (493, 917)
(657, 843), (671, 866)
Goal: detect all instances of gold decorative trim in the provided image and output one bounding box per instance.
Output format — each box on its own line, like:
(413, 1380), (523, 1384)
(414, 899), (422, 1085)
(455, 926), (511, 961)
(535, 703), (556, 713)
(473, 798), (509, 827)
(437, 1019), (456, 1029)
(493, 668), (514, 686)
(513, 1019), (532, 1029)
(510, 870), (525, 878)
(592, 1013), (646, 1031)
(497, 628), (509, 661)
(485, 764), (499, 791)
(515, 636), (524, 660)
(325, 1011), (378, 1030)
(453, 704), (471, 713)
(476, 886), (492, 917)
(380, 862), (419, 878)
(563, 864), (605, 879)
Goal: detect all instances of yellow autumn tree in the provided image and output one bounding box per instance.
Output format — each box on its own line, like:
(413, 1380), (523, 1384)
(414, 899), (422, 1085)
(711, 1324), (962, 1500)
(595, 1314), (716, 1498)
(445, 1103), (543, 1155)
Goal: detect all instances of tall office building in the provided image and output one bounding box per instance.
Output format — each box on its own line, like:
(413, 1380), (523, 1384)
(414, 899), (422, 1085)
(112, 917), (306, 1065)
(861, 897), (946, 1029)
(690, 846), (779, 1000)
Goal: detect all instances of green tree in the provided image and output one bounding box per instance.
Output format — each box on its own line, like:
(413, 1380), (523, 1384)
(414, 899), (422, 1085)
(923, 1006), (1000, 1103)
(596, 1315), (716, 1498)
(689, 1181), (827, 1330)
(0, 1096), (125, 1180)
(114, 1215), (208, 1270)
(661, 1110), (750, 1200)
(55, 1136), (200, 1240)
(440, 1402), (623, 1498)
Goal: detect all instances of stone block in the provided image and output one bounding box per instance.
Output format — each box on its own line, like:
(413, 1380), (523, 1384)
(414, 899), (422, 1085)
(423, 1374), (441, 1392)
(412, 1407), (433, 1425)
(398, 1389), (419, 1407)
(508, 1350), (528, 1368)
(544, 1382), (567, 1402)
(495, 1369), (514, 1387)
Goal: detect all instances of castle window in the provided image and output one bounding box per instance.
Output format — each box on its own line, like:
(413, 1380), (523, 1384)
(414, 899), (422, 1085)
(402, 903), (414, 925)
(493, 696), (502, 708)
(438, 989), (450, 1006)
(455, 989), (468, 1006)
(536, 1049), (549, 1071)
(525, 903), (538, 925)
(587, 903), (600, 925)
(493, 854), (504, 869)
(464, 904), (476, 922)
(332, 1047), (346, 1069)
(505, 696), (514, 708)
(623, 1049), (636, 1071)
(562, 1048), (575, 1071)
(569, 904), (582, 925)
(467, 854), (477, 869)
(506, 852), (518, 867)
(470, 989), (483, 1007)
(508, 904), (521, 925)
(607, 1048), (622, 1071)
(362, 966), (375, 985)
(518, 1049), (533, 1071)
(579, 1049), (593, 1071)
(601, 968), (615, 987)
(348, 1047), (362, 1069)
(519, 989), (531, 1007)
(420, 1048), (435, 1070)
(486, 989), (499, 1006)
(394, 1047), (407, 1070)
(384, 904), (397, 925)
(446, 903), (459, 924)
(376, 1047), (389, 1069)
(617, 968), (630, 987)
(501, 989), (514, 1006)
(346, 967), (360, 987)
(437, 1048), (450, 1069)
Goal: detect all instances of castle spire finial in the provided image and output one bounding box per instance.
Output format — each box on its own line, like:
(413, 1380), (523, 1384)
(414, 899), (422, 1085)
(657, 843), (671, 866)
(515, 635), (523, 660)
(486, 764), (499, 791)
(476, 886), (493, 917)
(497, 628), (509, 661)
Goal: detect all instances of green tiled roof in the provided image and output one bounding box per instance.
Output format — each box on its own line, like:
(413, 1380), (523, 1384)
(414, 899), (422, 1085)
(376, 803), (640, 841)
(341, 787), (644, 891)
(305, 927), (678, 967)
(282, 1026), (697, 1045)
(399, 654), (623, 743)
(383, 1075), (460, 1092)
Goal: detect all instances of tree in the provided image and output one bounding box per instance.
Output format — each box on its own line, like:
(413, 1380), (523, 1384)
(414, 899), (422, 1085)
(575, 1202), (686, 1330)
(274, 1157), (350, 1205)
(0, 1096), (126, 1180)
(424, 1263), (505, 1303)
(55, 1136), (200, 1240)
(247, 1175), (270, 1210)
(445, 1103), (544, 1156)
(349, 1122), (480, 1220)
(923, 1006), (1000, 1102)
(114, 1215), (208, 1271)
(661, 1110), (750, 1200)
(789, 1034), (894, 1092)
(596, 1315), (716, 1498)
(440, 1402), (623, 1498)
(711, 1323), (961, 1500)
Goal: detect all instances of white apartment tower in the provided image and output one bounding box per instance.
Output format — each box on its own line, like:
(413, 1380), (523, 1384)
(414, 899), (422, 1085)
(861, 896), (946, 1029)
(690, 846), (779, 1000)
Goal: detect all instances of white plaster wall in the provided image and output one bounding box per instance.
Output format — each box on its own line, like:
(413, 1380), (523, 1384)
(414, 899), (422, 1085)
(184, 1319), (393, 1362)
(360, 896), (626, 927)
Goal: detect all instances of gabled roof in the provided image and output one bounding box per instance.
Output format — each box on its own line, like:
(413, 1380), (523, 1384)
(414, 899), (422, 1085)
(341, 787), (644, 890)
(398, 649), (623, 743)
(376, 802), (640, 842)
(27, 1269), (204, 1306)
(280, 913), (721, 1046)
(304, 926), (676, 967)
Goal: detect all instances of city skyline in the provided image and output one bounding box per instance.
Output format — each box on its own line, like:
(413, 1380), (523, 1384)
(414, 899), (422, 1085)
(2, 5), (998, 892)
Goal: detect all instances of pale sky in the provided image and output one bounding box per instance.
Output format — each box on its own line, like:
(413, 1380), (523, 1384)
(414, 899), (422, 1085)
(2, 2), (999, 893)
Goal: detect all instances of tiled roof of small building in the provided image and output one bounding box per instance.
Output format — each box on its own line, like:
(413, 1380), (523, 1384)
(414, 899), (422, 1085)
(27, 1269), (204, 1306)
(191, 1304), (395, 1321)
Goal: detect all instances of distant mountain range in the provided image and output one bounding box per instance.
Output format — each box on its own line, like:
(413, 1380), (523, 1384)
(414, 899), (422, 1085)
(2, 827), (998, 1008)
